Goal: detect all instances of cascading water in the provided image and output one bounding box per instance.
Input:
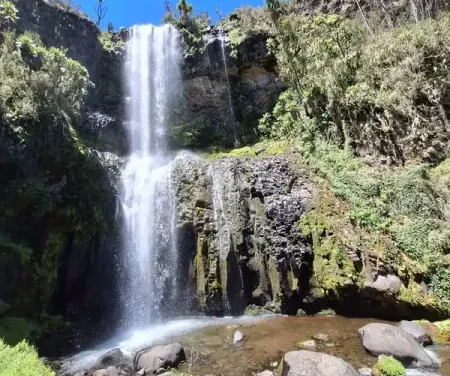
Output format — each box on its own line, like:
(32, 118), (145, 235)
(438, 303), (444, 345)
(218, 29), (237, 147)
(210, 166), (232, 314)
(120, 24), (181, 329)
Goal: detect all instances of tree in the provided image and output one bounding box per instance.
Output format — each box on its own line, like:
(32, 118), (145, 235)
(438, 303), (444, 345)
(94, 0), (107, 27)
(176, 0), (193, 22)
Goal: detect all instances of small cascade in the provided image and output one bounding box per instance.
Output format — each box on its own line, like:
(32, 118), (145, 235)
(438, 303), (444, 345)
(218, 29), (237, 147)
(210, 165), (232, 315)
(120, 24), (182, 330)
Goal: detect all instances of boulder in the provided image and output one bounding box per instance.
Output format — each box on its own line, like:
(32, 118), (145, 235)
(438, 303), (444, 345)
(281, 350), (359, 376)
(96, 349), (127, 369)
(371, 275), (402, 294)
(134, 343), (186, 374)
(358, 323), (438, 368)
(399, 321), (433, 346)
(233, 330), (245, 344)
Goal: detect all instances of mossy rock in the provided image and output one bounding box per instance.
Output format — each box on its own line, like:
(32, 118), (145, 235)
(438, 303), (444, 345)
(296, 309), (307, 317)
(372, 356), (406, 376)
(316, 309), (337, 317)
(244, 304), (273, 316)
(413, 319), (450, 344)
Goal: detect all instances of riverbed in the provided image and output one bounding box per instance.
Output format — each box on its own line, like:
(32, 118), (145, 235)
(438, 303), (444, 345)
(59, 315), (450, 376)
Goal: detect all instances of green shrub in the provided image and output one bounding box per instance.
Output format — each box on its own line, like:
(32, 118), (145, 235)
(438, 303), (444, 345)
(373, 356), (406, 376)
(0, 339), (55, 376)
(162, 1), (209, 57)
(0, 0), (18, 29)
(0, 317), (40, 346)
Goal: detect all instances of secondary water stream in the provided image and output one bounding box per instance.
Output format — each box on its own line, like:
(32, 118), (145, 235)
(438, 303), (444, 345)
(218, 29), (237, 146)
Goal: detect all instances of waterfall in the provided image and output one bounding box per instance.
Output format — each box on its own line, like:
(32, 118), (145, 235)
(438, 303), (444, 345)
(120, 25), (181, 329)
(218, 29), (237, 147)
(210, 166), (232, 315)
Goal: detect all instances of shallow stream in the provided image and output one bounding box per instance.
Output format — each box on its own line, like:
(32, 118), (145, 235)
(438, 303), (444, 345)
(60, 315), (450, 375)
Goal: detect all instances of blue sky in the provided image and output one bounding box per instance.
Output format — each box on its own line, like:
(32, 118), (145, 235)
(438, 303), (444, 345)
(75, 0), (264, 29)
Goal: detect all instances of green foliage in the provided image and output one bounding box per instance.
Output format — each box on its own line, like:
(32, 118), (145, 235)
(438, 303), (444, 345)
(98, 30), (124, 51)
(0, 31), (109, 327)
(162, 1), (209, 57)
(262, 13), (450, 161)
(0, 317), (40, 345)
(373, 356), (406, 376)
(295, 142), (450, 307)
(0, 339), (55, 376)
(218, 7), (272, 52)
(0, 234), (32, 266)
(0, 0), (18, 29)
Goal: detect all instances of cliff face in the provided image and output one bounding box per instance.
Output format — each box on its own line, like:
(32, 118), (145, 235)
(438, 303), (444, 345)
(171, 34), (283, 148)
(170, 151), (450, 320)
(172, 152), (314, 315)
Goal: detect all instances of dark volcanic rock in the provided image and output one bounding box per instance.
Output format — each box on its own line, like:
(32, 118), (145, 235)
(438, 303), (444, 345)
(134, 343), (186, 374)
(172, 152), (315, 315)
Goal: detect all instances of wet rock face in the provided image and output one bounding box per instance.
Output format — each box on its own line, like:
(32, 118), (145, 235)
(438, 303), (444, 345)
(169, 34), (284, 149)
(172, 152), (314, 315)
(14, 0), (101, 78)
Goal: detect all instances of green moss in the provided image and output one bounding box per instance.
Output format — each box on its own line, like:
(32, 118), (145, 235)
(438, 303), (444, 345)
(412, 319), (450, 344)
(204, 141), (291, 161)
(0, 234), (32, 266)
(296, 309), (307, 317)
(243, 304), (273, 316)
(373, 356), (405, 376)
(0, 317), (40, 346)
(0, 339), (55, 376)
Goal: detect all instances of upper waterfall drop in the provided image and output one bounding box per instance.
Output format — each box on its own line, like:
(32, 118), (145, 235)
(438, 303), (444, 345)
(119, 24), (182, 330)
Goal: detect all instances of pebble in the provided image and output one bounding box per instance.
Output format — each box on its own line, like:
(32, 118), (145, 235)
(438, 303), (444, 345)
(233, 330), (245, 344)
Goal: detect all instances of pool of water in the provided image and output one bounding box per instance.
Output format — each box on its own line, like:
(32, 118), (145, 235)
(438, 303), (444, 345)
(59, 315), (450, 376)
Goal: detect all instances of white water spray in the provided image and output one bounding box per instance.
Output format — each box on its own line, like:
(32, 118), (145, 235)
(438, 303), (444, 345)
(120, 25), (181, 329)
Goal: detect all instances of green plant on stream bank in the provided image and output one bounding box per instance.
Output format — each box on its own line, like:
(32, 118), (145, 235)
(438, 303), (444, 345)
(0, 339), (55, 376)
(373, 356), (406, 376)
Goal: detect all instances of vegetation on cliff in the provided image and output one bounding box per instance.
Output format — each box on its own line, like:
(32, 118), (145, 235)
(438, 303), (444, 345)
(162, 0), (209, 57)
(250, 1), (450, 314)
(0, 4), (111, 343)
